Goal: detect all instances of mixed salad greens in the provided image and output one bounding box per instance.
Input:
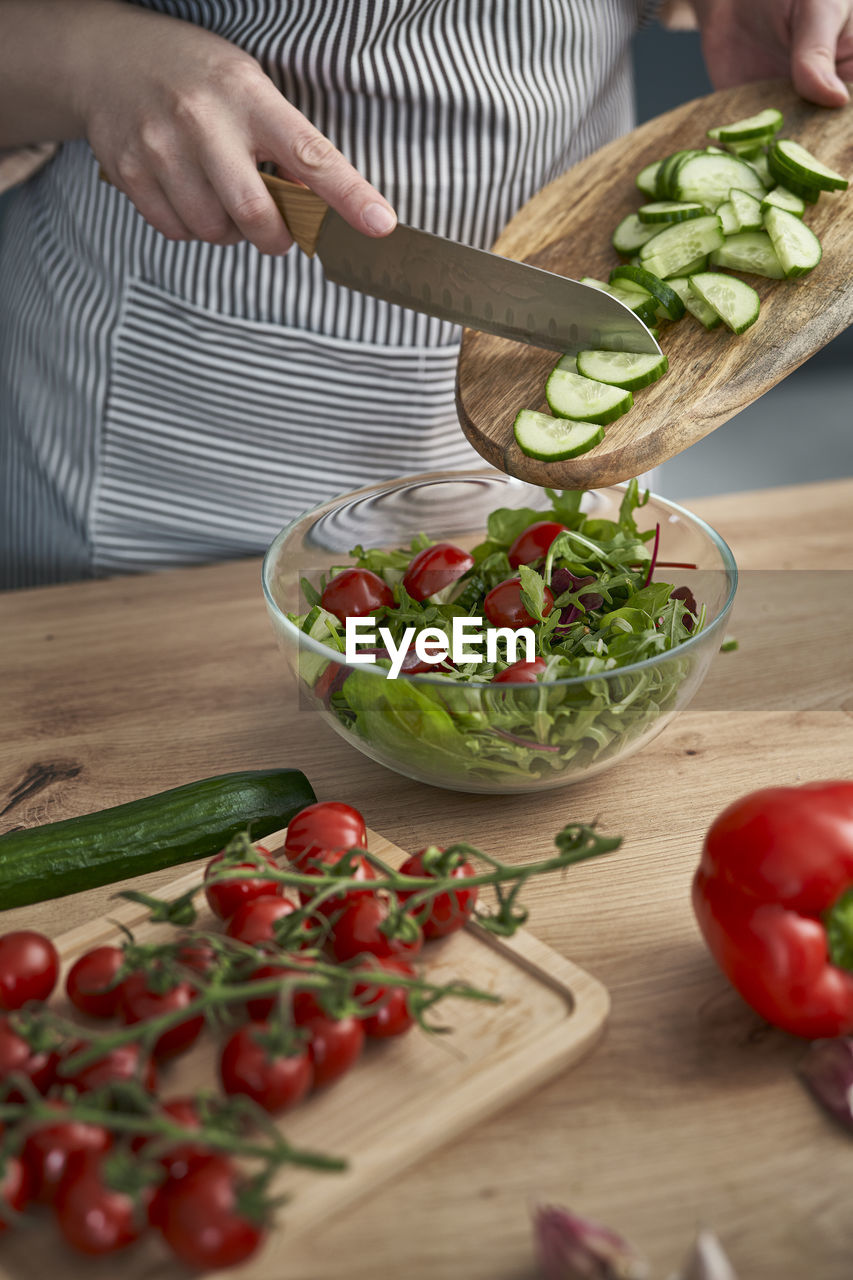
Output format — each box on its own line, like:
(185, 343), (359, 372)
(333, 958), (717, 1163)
(288, 482), (710, 785)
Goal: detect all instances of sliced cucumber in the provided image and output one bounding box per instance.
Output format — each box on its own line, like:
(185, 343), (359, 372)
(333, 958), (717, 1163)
(674, 152), (766, 207)
(760, 185), (805, 218)
(638, 214), (724, 278)
(513, 410), (604, 461)
(722, 138), (768, 160)
(545, 365), (633, 425)
(637, 200), (706, 224)
(763, 205), (823, 277)
(730, 187), (763, 231)
(663, 253), (708, 278)
(772, 139), (848, 192)
(747, 152), (773, 188)
(767, 146), (823, 201)
(575, 349), (668, 391)
(709, 108), (783, 142)
(635, 160), (662, 197)
(580, 276), (658, 325)
(657, 149), (704, 199)
(554, 353), (577, 373)
(710, 231), (785, 279)
(612, 212), (662, 255)
(688, 271), (760, 335)
(665, 277), (722, 330)
(716, 201), (739, 236)
(609, 264), (685, 320)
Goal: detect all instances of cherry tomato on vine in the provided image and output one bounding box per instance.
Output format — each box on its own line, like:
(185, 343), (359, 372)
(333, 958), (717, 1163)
(402, 542), (474, 602)
(244, 961), (296, 1022)
(284, 801), (367, 870)
(225, 895), (301, 947)
(156, 1154), (266, 1271)
(0, 931), (59, 1011)
(138, 1100), (212, 1225)
(507, 520), (567, 568)
(491, 657), (547, 684)
(354, 958), (416, 1038)
(483, 578), (554, 629)
(174, 936), (218, 978)
(219, 1024), (313, 1114)
(320, 567), (394, 622)
(22, 1111), (113, 1205)
(65, 946), (125, 1019)
(0, 1016), (58, 1099)
(397, 848), (478, 939)
(54, 1150), (148, 1256)
(0, 1154), (30, 1234)
(204, 844), (282, 920)
(119, 971), (204, 1061)
(329, 896), (423, 964)
(298, 848), (377, 916)
(57, 1040), (157, 1094)
(303, 1014), (365, 1088)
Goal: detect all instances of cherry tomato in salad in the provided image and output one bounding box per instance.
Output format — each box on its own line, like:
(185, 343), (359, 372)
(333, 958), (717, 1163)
(354, 958), (416, 1038)
(0, 1016), (58, 1099)
(483, 578), (554, 629)
(298, 847), (377, 916)
(54, 1150), (148, 1256)
(402, 542), (475, 602)
(65, 945), (125, 1019)
(398, 848), (478, 939)
(491, 657), (548, 684)
(329, 895), (423, 964)
(204, 843), (282, 920)
(22, 1111), (113, 1205)
(0, 1153), (30, 1233)
(507, 520), (567, 568)
(57, 1040), (157, 1094)
(303, 1014), (365, 1088)
(156, 1154), (265, 1271)
(225, 895), (301, 946)
(119, 971), (204, 1061)
(219, 1024), (313, 1114)
(284, 801), (367, 870)
(320, 567), (394, 623)
(0, 931), (59, 1011)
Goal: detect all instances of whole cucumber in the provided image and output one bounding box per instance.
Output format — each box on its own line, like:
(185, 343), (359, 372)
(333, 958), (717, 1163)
(0, 769), (316, 909)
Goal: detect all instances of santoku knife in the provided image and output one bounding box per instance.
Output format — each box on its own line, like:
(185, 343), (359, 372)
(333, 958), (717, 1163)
(261, 173), (660, 357)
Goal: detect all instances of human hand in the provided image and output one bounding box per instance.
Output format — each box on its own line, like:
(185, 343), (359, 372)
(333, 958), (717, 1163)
(79, 5), (396, 252)
(690, 0), (853, 107)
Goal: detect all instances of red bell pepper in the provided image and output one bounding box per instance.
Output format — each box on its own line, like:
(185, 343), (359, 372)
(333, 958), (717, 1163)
(692, 781), (853, 1038)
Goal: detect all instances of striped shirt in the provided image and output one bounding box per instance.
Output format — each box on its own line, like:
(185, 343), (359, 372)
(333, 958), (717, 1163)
(0, 0), (653, 589)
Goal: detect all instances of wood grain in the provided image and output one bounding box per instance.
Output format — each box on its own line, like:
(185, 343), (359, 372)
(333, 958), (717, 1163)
(456, 81), (853, 487)
(0, 831), (607, 1280)
(0, 479), (852, 1279)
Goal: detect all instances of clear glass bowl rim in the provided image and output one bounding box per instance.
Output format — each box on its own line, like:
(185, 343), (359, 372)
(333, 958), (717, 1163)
(261, 469), (738, 691)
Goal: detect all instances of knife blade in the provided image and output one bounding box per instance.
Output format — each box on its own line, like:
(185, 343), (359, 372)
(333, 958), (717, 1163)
(261, 173), (660, 357)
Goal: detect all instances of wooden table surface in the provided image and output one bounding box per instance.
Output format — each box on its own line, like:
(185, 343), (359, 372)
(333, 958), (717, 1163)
(2, 478), (852, 1280)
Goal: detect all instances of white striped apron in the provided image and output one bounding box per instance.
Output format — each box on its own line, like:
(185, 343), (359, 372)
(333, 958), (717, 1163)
(0, 0), (652, 589)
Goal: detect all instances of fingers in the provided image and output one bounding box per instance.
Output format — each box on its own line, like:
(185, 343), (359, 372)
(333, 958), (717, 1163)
(200, 143), (294, 255)
(109, 156), (195, 241)
(258, 97), (397, 238)
(791, 0), (851, 106)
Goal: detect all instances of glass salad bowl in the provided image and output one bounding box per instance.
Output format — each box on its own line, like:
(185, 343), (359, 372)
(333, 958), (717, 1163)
(262, 471), (737, 794)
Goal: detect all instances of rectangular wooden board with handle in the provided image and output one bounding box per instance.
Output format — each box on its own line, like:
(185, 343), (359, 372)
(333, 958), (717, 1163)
(0, 828), (609, 1280)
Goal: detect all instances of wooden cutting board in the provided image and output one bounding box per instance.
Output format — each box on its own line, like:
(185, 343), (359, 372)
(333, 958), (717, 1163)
(0, 829), (608, 1280)
(456, 80), (853, 487)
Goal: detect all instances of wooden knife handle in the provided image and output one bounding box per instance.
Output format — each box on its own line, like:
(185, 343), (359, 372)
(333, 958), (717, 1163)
(98, 166), (329, 257)
(257, 173), (328, 256)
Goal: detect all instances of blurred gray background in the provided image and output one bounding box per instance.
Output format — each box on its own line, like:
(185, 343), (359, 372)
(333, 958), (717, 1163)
(1, 20), (849, 501)
(633, 22), (852, 498)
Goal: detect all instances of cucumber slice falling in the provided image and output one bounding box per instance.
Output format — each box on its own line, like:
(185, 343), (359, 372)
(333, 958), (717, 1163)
(545, 366), (633, 425)
(575, 349), (668, 391)
(688, 271), (760, 334)
(762, 205), (823, 277)
(513, 411), (604, 461)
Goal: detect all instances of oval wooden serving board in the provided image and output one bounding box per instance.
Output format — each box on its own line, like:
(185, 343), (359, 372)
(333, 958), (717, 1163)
(0, 828), (608, 1280)
(456, 80), (853, 488)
